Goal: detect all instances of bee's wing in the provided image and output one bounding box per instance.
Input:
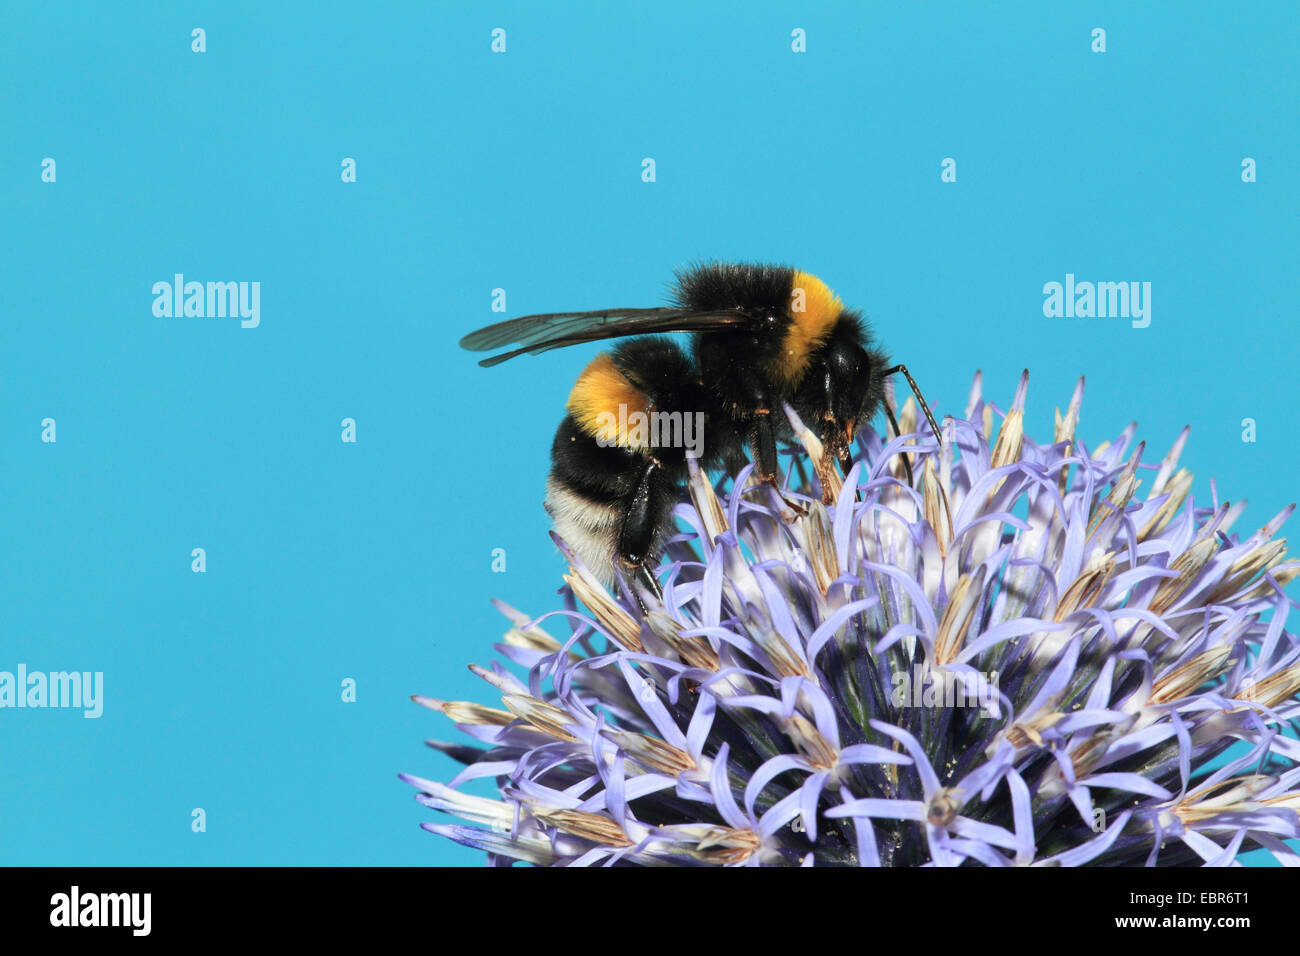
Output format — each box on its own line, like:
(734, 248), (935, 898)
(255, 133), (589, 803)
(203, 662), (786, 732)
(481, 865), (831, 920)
(459, 307), (751, 367)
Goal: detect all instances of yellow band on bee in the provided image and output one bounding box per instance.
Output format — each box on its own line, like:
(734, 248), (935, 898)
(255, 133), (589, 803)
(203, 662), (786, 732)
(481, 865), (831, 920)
(778, 270), (842, 382)
(567, 353), (651, 450)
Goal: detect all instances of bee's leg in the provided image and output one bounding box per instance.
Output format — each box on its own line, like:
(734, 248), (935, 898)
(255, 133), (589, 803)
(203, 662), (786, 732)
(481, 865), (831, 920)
(750, 409), (779, 482)
(634, 564), (664, 606)
(833, 443), (863, 505)
(616, 458), (668, 612)
(810, 357), (861, 503)
(749, 410), (806, 517)
(731, 371), (803, 514)
(617, 569), (661, 618)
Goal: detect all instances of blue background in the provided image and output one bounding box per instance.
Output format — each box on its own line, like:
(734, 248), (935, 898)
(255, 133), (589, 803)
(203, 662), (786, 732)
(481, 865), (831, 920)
(1, 1), (1295, 866)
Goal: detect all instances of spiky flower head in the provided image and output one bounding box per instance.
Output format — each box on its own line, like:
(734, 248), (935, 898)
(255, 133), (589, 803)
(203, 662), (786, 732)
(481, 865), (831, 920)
(404, 372), (1300, 866)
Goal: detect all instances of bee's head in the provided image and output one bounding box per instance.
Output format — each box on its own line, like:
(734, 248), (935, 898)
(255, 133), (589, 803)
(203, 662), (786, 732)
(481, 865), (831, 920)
(794, 314), (888, 467)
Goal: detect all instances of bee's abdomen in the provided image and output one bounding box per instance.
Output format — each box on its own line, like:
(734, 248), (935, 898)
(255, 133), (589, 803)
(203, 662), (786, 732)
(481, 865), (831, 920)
(548, 339), (702, 585)
(547, 415), (655, 585)
(566, 352), (652, 451)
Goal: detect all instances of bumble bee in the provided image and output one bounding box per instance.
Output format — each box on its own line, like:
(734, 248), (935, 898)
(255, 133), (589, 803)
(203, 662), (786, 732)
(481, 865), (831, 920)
(460, 262), (939, 592)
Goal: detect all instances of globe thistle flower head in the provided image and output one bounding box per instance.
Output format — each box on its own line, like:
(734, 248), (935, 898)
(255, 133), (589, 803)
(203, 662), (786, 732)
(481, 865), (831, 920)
(404, 372), (1300, 866)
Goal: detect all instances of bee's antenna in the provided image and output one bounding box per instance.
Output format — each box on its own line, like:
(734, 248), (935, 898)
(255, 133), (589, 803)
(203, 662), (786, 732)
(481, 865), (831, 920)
(884, 364), (942, 448)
